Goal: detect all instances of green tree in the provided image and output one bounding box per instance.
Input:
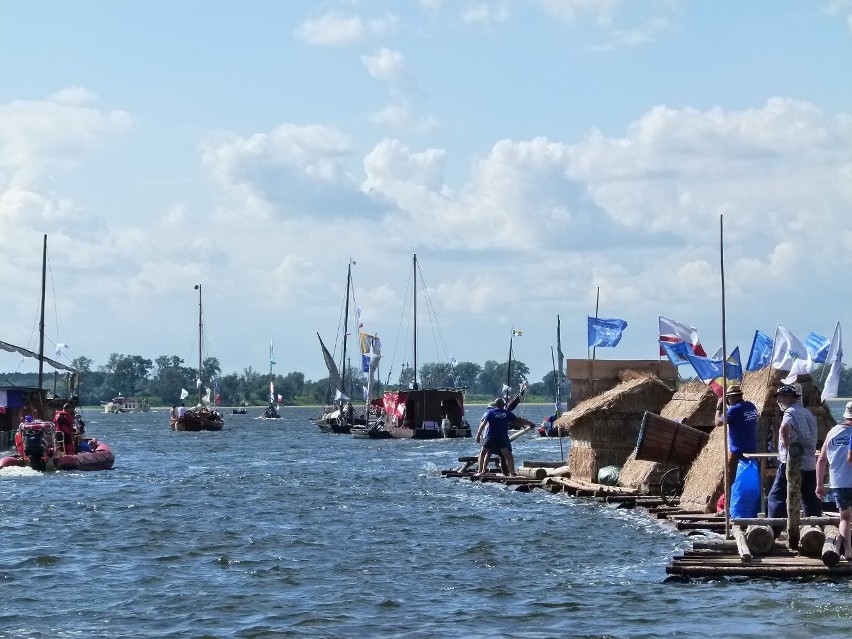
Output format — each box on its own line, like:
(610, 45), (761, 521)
(451, 361), (482, 390)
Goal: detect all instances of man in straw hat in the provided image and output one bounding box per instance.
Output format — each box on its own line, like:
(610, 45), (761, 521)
(475, 397), (535, 476)
(715, 383), (758, 484)
(767, 384), (822, 525)
(816, 401), (852, 560)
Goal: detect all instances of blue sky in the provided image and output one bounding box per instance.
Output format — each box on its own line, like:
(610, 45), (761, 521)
(1, 0), (851, 390)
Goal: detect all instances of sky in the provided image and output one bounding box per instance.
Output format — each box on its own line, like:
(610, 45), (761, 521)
(1, 0), (851, 389)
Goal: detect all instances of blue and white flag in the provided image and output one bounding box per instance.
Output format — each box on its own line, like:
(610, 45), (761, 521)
(822, 322), (843, 402)
(746, 330), (774, 372)
(687, 351), (743, 385)
(804, 332), (830, 364)
(587, 317), (628, 348)
(659, 340), (693, 366)
(771, 326), (809, 372)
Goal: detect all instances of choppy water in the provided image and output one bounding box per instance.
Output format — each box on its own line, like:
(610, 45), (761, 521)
(1, 401), (851, 638)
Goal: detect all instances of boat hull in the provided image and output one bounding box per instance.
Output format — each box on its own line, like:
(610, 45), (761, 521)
(56, 442), (115, 471)
(171, 412), (224, 432)
(387, 425), (471, 439)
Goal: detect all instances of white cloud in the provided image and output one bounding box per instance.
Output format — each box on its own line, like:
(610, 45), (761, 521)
(362, 47), (406, 79)
(0, 91), (131, 171)
(296, 11), (398, 46)
(461, 2), (512, 26)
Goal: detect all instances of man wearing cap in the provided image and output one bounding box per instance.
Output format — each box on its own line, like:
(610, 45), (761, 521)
(816, 401), (852, 560)
(474, 397), (535, 476)
(715, 384), (758, 483)
(767, 384), (822, 523)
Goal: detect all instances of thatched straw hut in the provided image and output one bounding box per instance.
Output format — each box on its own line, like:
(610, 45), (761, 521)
(555, 371), (674, 483)
(619, 380), (717, 491)
(679, 368), (838, 513)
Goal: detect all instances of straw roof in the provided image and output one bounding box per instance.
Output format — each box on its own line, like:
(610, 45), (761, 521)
(557, 371), (674, 483)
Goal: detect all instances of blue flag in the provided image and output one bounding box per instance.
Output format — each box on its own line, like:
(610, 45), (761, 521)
(804, 332), (830, 364)
(746, 330), (774, 372)
(587, 317), (628, 347)
(687, 351), (743, 383)
(659, 340), (693, 366)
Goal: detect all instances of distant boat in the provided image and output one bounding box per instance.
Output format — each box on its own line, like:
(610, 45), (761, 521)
(314, 260), (370, 434)
(232, 408), (247, 415)
(383, 255), (470, 439)
(171, 284), (224, 432)
(260, 339), (282, 420)
(103, 396), (150, 414)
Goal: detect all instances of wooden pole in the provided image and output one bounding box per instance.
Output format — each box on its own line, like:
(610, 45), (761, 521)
(720, 214), (731, 540)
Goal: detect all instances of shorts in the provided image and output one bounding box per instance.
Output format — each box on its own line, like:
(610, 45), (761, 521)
(832, 487), (852, 511)
(483, 436), (510, 451)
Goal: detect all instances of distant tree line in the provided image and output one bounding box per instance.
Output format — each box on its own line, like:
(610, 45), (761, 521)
(0, 353), (568, 407)
(3, 355), (848, 408)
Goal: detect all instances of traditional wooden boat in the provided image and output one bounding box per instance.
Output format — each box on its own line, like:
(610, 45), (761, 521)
(383, 388), (470, 439)
(635, 411), (709, 466)
(170, 284), (224, 432)
(351, 422), (393, 439)
(382, 255), (471, 439)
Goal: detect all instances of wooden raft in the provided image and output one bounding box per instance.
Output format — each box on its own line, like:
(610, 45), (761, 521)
(667, 518), (852, 579)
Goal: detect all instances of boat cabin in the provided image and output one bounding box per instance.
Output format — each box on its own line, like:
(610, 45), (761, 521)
(0, 386), (74, 449)
(383, 388), (468, 439)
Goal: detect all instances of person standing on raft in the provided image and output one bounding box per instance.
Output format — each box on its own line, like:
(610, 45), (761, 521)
(475, 397), (535, 476)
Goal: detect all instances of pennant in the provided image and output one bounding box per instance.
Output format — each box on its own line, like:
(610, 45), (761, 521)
(659, 340), (692, 366)
(746, 330), (774, 372)
(180, 388), (189, 400)
(512, 329), (523, 337)
(588, 317), (628, 347)
(822, 322), (843, 402)
(659, 316), (707, 357)
(804, 332), (830, 364)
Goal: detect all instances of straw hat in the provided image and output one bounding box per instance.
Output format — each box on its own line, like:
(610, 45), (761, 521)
(725, 384), (743, 397)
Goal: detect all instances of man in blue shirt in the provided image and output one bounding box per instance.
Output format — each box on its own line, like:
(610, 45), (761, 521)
(715, 383), (758, 482)
(475, 397), (535, 476)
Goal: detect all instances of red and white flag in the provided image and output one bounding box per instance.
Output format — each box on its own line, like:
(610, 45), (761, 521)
(659, 316), (707, 357)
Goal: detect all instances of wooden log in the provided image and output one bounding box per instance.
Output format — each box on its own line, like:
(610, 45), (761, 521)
(822, 525), (843, 567)
(744, 525), (775, 555)
(522, 460), (565, 468)
(516, 466), (547, 480)
(799, 525), (826, 558)
(732, 516), (840, 526)
(786, 442), (804, 549)
(545, 465), (572, 478)
(732, 525), (752, 561)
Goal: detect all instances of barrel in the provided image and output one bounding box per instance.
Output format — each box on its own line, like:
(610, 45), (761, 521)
(635, 411), (710, 466)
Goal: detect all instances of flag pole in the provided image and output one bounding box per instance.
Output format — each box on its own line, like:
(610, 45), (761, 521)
(720, 213), (731, 539)
(589, 287), (600, 397)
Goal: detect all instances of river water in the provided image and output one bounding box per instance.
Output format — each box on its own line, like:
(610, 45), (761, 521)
(1, 400), (851, 638)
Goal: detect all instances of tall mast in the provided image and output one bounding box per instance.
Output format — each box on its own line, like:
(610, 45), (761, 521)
(38, 234), (47, 391)
(269, 339), (274, 403)
(341, 262), (351, 401)
(505, 329), (514, 399)
(412, 254), (418, 390)
(195, 284), (202, 406)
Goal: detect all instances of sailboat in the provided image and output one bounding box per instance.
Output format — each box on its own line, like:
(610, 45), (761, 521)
(261, 339), (281, 419)
(313, 260), (370, 434)
(171, 284), (224, 432)
(0, 234), (115, 471)
(382, 254), (470, 439)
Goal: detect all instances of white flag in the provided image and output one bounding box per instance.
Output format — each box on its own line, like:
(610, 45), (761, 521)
(771, 326), (811, 378)
(54, 342), (69, 356)
(334, 389), (349, 402)
(196, 377), (202, 388)
(180, 388), (189, 400)
(822, 322), (843, 402)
